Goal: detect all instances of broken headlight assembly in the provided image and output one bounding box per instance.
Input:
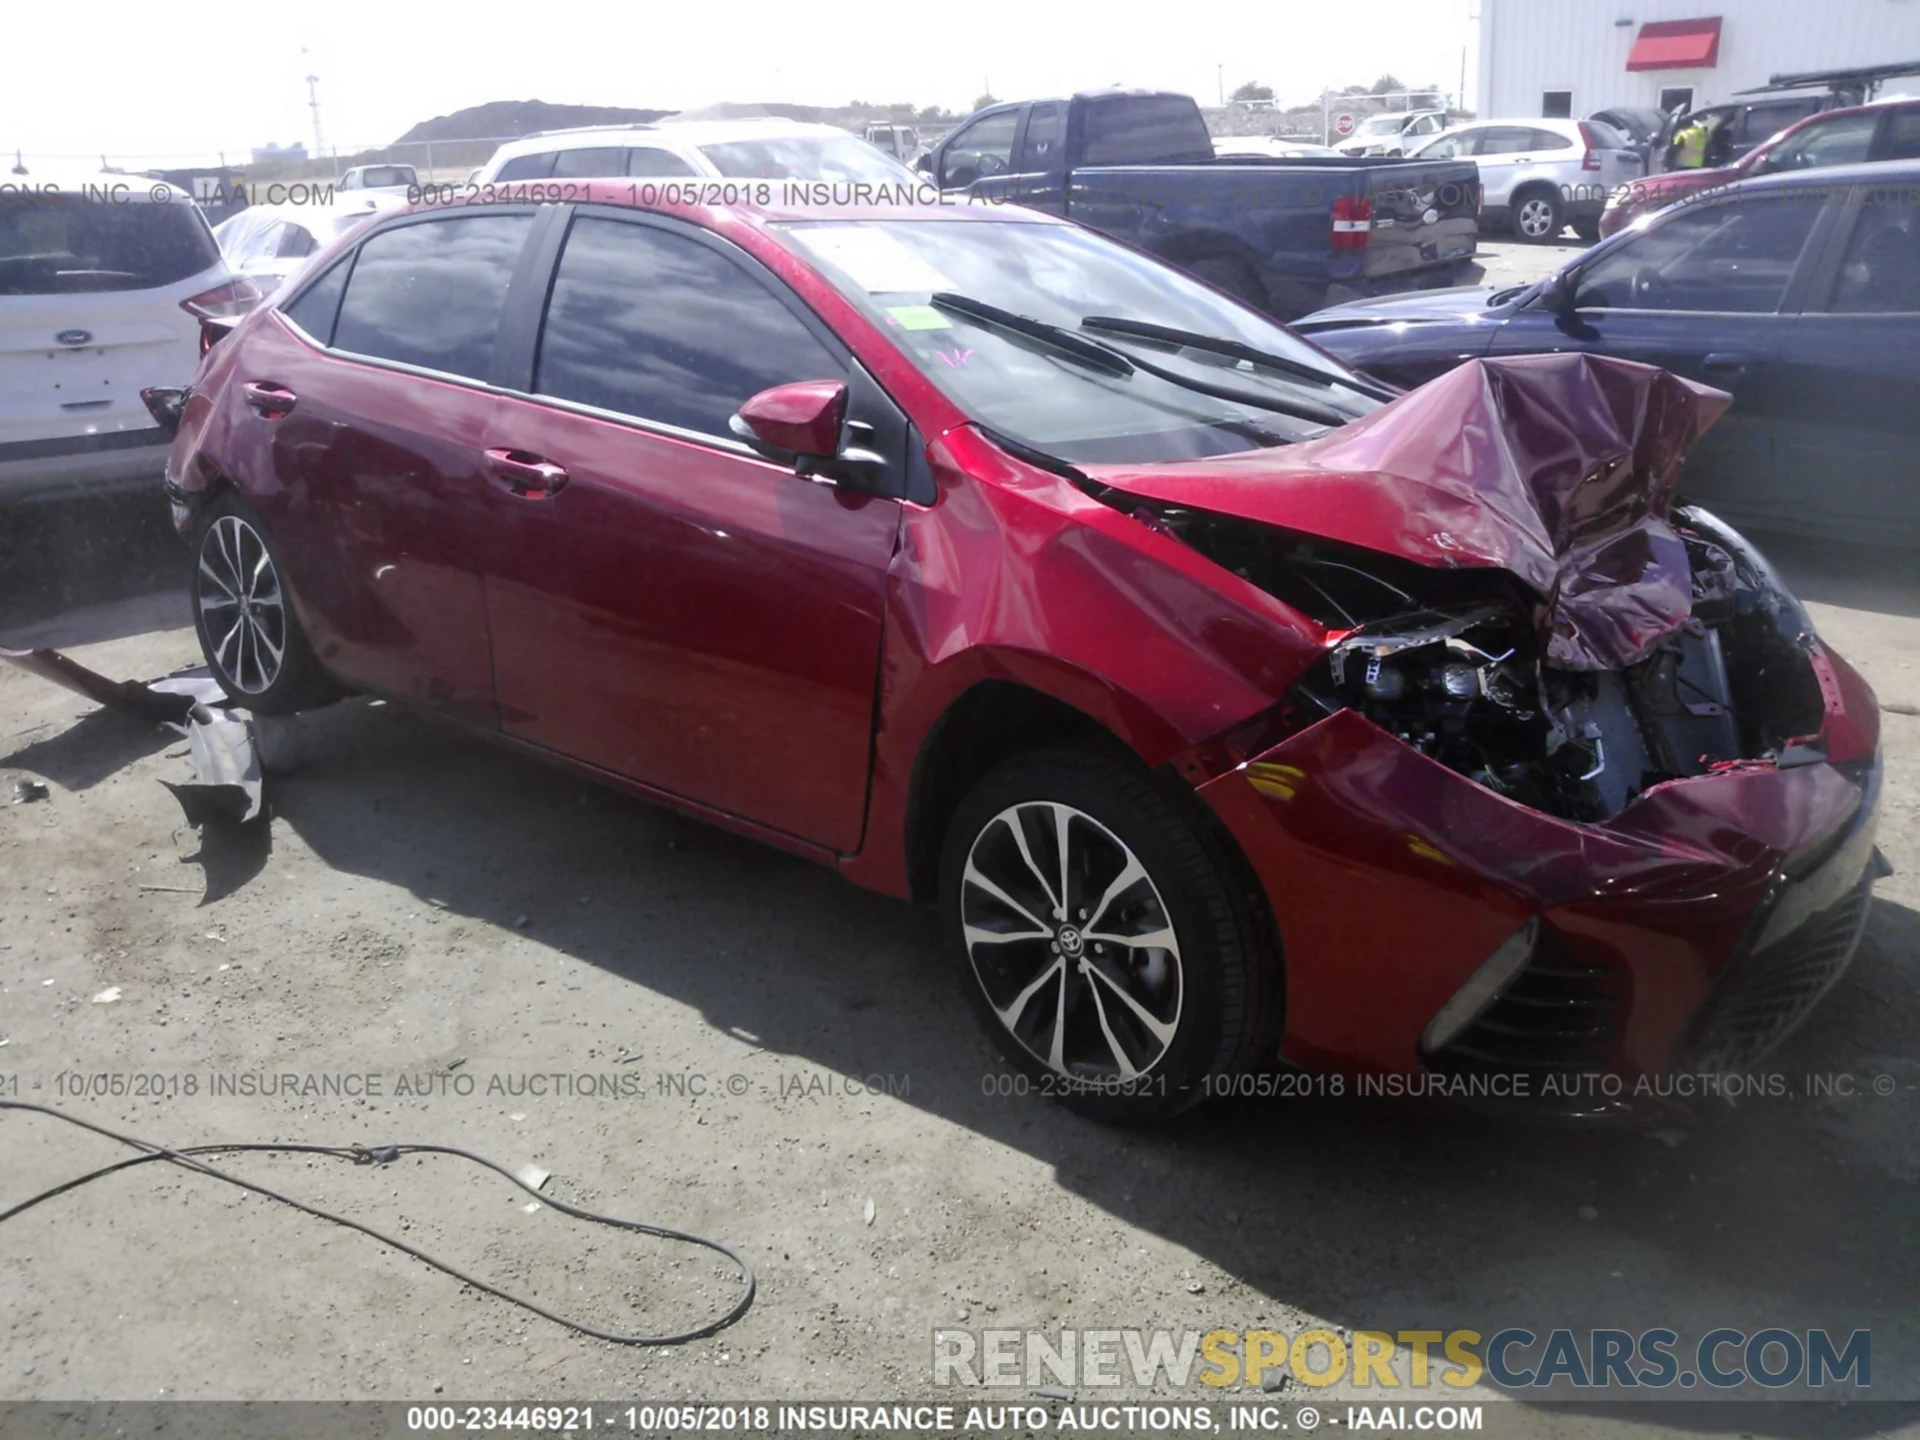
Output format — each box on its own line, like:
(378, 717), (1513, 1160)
(1154, 502), (1832, 823)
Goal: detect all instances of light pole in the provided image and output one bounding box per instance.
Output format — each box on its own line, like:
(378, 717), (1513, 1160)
(305, 73), (326, 166)
(1218, 64), (1224, 107)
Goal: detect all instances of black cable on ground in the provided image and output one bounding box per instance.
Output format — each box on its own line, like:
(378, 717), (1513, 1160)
(0, 1099), (754, 1345)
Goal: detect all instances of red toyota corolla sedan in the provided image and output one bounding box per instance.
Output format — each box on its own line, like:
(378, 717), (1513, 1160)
(157, 185), (1886, 1120)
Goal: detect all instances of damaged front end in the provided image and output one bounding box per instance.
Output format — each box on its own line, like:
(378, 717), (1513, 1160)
(1275, 509), (1826, 823)
(1084, 353), (1884, 1089)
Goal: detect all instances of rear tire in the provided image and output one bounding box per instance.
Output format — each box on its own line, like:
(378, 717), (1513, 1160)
(1573, 216), (1602, 243)
(939, 743), (1281, 1123)
(1186, 255), (1269, 313)
(190, 493), (339, 715)
(1511, 187), (1564, 244)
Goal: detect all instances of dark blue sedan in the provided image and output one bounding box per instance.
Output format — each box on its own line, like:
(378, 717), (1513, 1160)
(1293, 161), (1920, 545)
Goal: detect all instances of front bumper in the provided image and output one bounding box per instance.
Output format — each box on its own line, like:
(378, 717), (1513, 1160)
(1196, 644), (1883, 1083)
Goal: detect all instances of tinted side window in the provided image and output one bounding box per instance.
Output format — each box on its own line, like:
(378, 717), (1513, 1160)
(941, 112), (1019, 187)
(628, 147), (698, 177)
(1478, 127), (1538, 155)
(1828, 192), (1920, 313)
(1573, 196), (1823, 312)
(1880, 108), (1920, 160)
(1766, 112), (1877, 171)
(1082, 96), (1215, 165)
(276, 225), (317, 260)
(551, 147), (626, 178)
(1527, 128), (1574, 151)
(1018, 103), (1065, 170)
(495, 152), (556, 181)
(283, 256), (350, 344)
(534, 217), (842, 438)
(331, 214), (532, 380)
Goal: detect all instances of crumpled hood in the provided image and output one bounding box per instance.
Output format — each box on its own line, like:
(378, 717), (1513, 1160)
(1082, 352), (1732, 671)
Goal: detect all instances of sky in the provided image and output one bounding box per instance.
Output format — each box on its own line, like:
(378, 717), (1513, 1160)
(7, 0), (1477, 169)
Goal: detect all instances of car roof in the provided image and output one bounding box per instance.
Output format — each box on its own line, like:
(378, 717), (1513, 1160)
(489, 118), (863, 158)
(1705, 156), (1920, 191)
(399, 181), (1056, 230)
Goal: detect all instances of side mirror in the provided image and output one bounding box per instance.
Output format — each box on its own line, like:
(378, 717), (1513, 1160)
(729, 380), (887, 491)
(915, 152), (933, 175)
(1538, 268), (1579, 315)
(731, 379), (846, 460)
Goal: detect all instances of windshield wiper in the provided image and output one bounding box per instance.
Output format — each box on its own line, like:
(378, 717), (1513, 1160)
(1078, 315), (1400, 402)
(930, 292), (1349, 428)
(929, 293), (1134, 376)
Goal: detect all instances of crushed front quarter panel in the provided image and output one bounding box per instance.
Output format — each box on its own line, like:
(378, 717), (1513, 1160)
(1082, 352), (1732, 672)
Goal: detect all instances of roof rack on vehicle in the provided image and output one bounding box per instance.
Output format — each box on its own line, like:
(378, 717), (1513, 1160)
(1736, 59), (1920, 98)
(517, 122), (664, 141)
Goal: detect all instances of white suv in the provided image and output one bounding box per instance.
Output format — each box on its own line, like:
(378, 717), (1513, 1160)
(474, 119), (918, 185)
(1408, 118), (1643, 242)
(1, 175), (256, 502)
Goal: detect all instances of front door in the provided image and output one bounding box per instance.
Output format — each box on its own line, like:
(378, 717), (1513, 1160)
(480, 211), (901, 851)
(1771, 183), (1920, 541)
(1487, 188), (1832, 517)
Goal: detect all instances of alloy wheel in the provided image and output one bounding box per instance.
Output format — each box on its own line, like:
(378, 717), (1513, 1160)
(1517, 197), (1557, 238)
(960, 801), (1184, 1080)
(197, 514), (287, 696)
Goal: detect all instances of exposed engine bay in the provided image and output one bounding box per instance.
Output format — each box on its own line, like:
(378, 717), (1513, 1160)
(1148, 502), (1828, 822)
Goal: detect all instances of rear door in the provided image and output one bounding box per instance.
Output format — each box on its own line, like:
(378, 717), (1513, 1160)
(1468, 125), (1537, 210)
(248, 208), (541, 720)
(1770, 181), (1920, 541)
(0, 191), (224, 458)
(1485, 188), (1836, 517)
(479, 209), (902, 851)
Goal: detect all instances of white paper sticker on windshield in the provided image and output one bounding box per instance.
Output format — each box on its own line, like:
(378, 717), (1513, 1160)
(788, 225), (950, 293)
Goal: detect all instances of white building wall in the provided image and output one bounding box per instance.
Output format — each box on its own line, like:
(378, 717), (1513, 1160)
(1478, 0), (1920, 118)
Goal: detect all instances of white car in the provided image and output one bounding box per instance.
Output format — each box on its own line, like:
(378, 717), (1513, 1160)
(213, 197), (400, 293)
(1, 174), (256, 502)
(475, 119), (919, 185)
(1337, 110), (1450, 157)
(338, 164), (420, 194)
(1212, 136), (1343, 159)
(1407, 117), (1643, 243)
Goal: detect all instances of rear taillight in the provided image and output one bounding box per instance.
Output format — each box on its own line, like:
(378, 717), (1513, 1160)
(179, 277), (262, 322)
(1331, 194), (1373, 250)
(1577, 123), (1602, 171)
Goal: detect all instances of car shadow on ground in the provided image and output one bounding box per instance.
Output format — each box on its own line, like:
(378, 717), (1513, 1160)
(223, 687), (1920, 1432)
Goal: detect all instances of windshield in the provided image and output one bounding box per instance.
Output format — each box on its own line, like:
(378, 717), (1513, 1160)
(700, 135), (916, 183)
(354, 166), (413, 187)
(1357, 115), (1406, 137)
(777, 218), (1379, 464)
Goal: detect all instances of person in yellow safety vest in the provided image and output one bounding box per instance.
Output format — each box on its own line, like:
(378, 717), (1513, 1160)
(1671, 115), (1711, 169)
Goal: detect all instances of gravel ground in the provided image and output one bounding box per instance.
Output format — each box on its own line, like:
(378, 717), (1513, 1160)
(2, 406), (1917, 1434)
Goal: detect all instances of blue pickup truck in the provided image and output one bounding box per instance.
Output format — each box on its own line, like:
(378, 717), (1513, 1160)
(922, 90), (1482, 317)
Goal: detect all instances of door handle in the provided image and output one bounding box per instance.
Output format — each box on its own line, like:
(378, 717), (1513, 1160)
(484, 447), (569, 498)
(1701, 352), (1754, 377)
(241, 381), (296, 419)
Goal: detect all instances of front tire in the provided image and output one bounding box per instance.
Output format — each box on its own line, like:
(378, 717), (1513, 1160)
(190, 494), (338, 714)
(939, 744), (1280, 1122)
